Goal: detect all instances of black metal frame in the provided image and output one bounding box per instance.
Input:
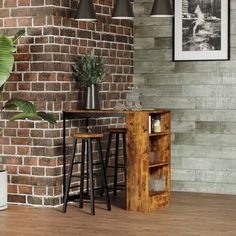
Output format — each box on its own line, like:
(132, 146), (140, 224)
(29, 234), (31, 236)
(173, 0), (230, 62)
(62, 110), (126, 201)
(105, 130), (127, 196)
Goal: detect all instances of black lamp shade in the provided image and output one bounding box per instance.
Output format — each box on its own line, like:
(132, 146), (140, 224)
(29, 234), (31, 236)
(75, 0), (97, 21)
(112, 0), (134, 20)
(150, 0), (174, 17)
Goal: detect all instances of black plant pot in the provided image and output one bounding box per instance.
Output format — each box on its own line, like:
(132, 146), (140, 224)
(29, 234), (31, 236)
(84, 84), (101, 110)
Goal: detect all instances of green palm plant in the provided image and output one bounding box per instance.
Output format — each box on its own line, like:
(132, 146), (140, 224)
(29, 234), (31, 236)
(0, 30), (56, 126)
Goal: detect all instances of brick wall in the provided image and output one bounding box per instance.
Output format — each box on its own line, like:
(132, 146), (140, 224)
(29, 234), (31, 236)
(134, 0), (236, 195)
(0, 0), (133, 206)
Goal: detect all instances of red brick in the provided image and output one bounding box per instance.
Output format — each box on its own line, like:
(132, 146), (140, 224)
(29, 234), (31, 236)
(24, 157), (38, 166)
(8, 194), (26, 203)
(19, 185), (32, 194)
(18, 0), (31, 6)
(27, 196), (42, 205)
(3, 146), (16, 155)
(32, 167), (45, 176)
(17, 147), (30, 155)
(18, 18), (32, 26)
(11, 176), (32, 185)
(4, 18), (17, 27)
(39, 157), (57, 166)
(6, 165), (18, 174)
(12, 138), (31, 145)
(34, 186), (46, 195)
(8, 184), (17, 193)
(4, 0), (17, 7)
(19, 166), (31, 174)
(3, 156), (22, 165)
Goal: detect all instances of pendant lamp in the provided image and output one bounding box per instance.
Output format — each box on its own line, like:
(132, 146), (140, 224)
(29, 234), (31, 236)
(112, 0), (134, 20)
(150, 0), (174, 17)
(75, 0), (97, 21)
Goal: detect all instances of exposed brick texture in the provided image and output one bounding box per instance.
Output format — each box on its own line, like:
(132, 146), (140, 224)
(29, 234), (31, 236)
(0, 0), (133, 206)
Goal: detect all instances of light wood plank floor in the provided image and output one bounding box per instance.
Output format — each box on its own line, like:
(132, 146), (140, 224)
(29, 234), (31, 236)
(0, 192), (236, 236)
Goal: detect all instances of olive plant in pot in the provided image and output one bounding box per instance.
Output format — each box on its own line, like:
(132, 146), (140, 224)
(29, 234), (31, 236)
(0, 30), (56, 210)
(73, 50), (111, 109)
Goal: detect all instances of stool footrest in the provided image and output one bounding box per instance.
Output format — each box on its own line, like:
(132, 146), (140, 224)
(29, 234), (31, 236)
(93, 186), (106, 191)
(69, 185), (81, 189)
(92, 162), (103, 166)
(116, 184), (125, 187)
(106, 175), (115, 178)
(71, 173), (88, 178)
(107, 164), (125, 168)
(73, 161), (82, 165)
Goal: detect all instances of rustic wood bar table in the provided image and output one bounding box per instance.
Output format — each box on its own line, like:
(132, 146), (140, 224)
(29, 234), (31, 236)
(63, 109), (171, 212)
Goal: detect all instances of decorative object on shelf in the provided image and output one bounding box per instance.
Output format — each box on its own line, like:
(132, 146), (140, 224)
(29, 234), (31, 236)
(174, 0), (230, 61)
(152, 115), (161, 132)
(75, 0), (97, 21)
(113, 103), (127, 110)
(150, 0), (174, 17)
(112, 0), (134, 20)
(0, 169), (7, 211)
(149, 175), (166, 192)
(125, 86), (142, 111)
(73, 50), (111, 109)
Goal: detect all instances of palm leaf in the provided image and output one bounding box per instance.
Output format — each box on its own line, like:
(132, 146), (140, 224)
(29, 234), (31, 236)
(0, 35), (14, 87)
(8, 110), (57, 125)
(37, 112), (57, 125)
(12, 29), (25, 44)
(9, 113), (41, 121)
(4, 98), (37, 114)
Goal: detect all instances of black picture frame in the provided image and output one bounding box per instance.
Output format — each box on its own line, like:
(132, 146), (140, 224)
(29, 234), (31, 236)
(173, 0), (230, 61)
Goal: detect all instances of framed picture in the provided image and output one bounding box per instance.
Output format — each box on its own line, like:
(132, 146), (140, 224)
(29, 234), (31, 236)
(174, 0), (230, 61)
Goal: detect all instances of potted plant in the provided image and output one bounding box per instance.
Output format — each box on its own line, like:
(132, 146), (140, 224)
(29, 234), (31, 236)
(73, 50), (111, 109)
(0, 168), (7, 210)
(0, 30), (56, 210)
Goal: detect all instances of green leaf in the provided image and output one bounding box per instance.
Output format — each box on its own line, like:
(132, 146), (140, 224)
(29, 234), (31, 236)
(8, 111), (57, 125)
(9, 113), (41, 121)
(0, 35), (14, 87)
(4, 98), (37, 114)
(12, 29), (25, 44)
(37, 112), (57, 125)
(0, 30), (25, 87)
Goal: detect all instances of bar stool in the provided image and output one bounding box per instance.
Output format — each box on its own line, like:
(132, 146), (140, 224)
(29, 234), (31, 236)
(105, 128), (127, 195)
(63, 133), (111, 215)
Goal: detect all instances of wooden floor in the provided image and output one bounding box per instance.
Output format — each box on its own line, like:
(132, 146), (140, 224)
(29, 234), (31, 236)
(0, 192), (236, 236)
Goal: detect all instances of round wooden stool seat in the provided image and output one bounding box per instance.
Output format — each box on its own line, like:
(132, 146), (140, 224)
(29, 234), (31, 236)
(72, 133), (104, 139)
(108, 128), (126, 133)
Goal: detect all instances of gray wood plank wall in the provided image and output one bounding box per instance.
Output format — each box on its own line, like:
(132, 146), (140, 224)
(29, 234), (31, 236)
(134, 0), (236, 194)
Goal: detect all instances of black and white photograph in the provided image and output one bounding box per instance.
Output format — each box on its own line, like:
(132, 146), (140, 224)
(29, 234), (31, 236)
(174, 0), (229, 61)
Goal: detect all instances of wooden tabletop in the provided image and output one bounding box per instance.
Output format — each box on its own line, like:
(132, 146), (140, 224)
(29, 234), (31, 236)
(63, 109), (170, 115)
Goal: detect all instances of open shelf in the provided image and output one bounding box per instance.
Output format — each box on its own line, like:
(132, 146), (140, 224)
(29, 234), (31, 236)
(149, 190), (166, 197)
(127, 110), (170, 212)
(149, 132), (169, 137)
(149, 161), (169, 169)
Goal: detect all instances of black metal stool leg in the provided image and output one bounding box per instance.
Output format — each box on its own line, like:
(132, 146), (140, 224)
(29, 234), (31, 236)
(105, 132), (112, 171)
(100, 132), (112, 196)
(86, 141), (89, 196)
(79, 139), (85, 208)
(87, 138), (95, 215)
(63, 138), (77, 213)
(122, 132), (127, 186)
(97, 138), (111, 211)
(114, 133), (119, 196)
